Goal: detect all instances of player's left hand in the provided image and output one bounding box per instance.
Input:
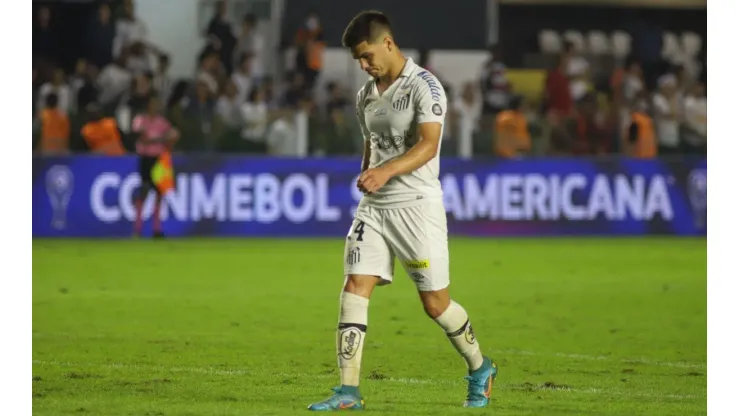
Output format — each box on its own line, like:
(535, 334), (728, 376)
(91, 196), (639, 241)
(358, 167), (392, 194)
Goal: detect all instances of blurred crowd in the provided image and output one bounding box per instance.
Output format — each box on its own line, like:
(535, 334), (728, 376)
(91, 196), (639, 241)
(436, 39), (707, 159)
(33, 0), (358, 157)
(33, 0), (706, 159)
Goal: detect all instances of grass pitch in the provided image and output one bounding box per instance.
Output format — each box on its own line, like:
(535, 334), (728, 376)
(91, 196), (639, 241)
(33, 238), (706, 415)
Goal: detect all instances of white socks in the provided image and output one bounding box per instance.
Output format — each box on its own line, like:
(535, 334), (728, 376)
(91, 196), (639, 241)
(336, 292), (369, 387)
(434, 301), (484, 371)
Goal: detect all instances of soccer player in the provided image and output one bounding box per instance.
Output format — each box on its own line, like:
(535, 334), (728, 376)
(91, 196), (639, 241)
(308, 11), (497, 411)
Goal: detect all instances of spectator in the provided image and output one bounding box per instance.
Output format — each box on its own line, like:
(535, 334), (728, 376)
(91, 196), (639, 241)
(322, 82), (354, 154)
(127, 72), (155, 115)
(114, 0), (148, 58)
(38, 68), (72, 115)
(652, 74), (682, 155)
(69, 59), (88, 112)
(564, 40), (591, 102)
(234, 13), (265, 79)
(544, 53), (574, 152)
(231, 53), (255, 104)
(326, 82), (349, 115)
(294, 11), (325, 90)
(283, 71), (306, 108)
(183, 80), (216, 150)
(196, 49), (222, 96)
(216, 80), (242, 129)
(76, 65), (100, 113)
(621, 59), (644, 104)
(571, 94), (611, 155)
(39, 93), (70, 155)
(479, 44), (511, 119)
(98, 53), (133, 108)
(682, 81), (706, 155)
(153, 55), (173, 104)
(450, 82), (482, 158)
(261, 76), (279, 110)
(240, 87), (269, 153)
(494, 95), (531, 159)
(164, 80), (190, 134)
(87, 2), (115, 69)
(81, 103), (126, 156)
(33, 6), (58, 66)
(206, 0), (237, 74)
(624, 93), (656, 159)
(126, 41), (153, 76)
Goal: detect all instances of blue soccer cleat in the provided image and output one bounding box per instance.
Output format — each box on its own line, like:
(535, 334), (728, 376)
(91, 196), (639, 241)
(307, 386), (365, 411)
(463, 356), (498, 408)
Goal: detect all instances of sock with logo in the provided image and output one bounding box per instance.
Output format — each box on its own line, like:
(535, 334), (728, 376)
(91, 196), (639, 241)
(336, 291), (369, 392)
(433, 300), (484, 371)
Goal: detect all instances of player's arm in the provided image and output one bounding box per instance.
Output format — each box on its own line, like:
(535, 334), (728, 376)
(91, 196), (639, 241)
(380, 81), (446, 177)
(356, 90), (372, 173)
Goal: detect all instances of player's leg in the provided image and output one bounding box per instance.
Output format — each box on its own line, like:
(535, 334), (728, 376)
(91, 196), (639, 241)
(133, 156), (154, 237)
(386, 203), (497, 408)
(308, 206), (394, 411)
(151, 188), (164, 238)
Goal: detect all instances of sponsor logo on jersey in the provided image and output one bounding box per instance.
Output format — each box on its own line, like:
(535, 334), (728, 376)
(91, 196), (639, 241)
(374, 107), (387, 116)
(369, 130), (414, 150)
(432, 103), (443, 116)
(392, 94), (410, 111)
(416, 71), (442, 101)
(404, 259), (429, 269)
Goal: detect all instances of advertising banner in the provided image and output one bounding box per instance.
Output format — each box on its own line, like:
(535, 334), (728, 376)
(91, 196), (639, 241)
(33, 156), (707, 237)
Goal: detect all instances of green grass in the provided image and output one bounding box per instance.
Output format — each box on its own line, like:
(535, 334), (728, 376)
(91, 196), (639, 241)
(33, 238), (707, 415)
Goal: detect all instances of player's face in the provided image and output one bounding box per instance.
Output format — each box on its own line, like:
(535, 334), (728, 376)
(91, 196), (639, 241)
(352, 39), (390, 78)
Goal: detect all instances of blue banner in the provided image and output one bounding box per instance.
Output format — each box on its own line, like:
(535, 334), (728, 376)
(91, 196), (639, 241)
(32, 156), (707, 237)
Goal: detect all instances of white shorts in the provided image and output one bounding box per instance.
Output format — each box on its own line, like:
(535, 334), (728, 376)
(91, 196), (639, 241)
(343, 202), (450, 292)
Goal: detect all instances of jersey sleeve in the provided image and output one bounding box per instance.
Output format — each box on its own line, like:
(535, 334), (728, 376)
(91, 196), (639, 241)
(413, 71), (447, 124)
(355, 88), (371, 142)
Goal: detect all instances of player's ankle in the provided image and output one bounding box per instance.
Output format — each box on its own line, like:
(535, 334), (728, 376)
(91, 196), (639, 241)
(340, 385), (361, 397)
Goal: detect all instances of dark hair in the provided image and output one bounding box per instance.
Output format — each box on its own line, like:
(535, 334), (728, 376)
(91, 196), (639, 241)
(45, 93), (59, 108)
(342, 10), (392, 48)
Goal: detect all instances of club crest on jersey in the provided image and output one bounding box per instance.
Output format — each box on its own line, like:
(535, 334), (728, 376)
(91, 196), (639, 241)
(392, 94), (410, 111)
(432, 103), (443, 116)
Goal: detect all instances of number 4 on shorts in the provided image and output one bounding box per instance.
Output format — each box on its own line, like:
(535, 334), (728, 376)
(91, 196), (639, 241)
(353, 221), (365, 242)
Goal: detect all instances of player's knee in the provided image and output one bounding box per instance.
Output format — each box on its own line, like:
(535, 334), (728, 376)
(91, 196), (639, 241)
(343, 274), (379, 298)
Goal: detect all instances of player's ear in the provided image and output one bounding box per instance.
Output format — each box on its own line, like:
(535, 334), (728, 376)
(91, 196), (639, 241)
(383, 36), (393, 52)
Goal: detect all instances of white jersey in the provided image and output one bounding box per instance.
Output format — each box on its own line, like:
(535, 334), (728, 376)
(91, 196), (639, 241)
(355, 58), (447, 208)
